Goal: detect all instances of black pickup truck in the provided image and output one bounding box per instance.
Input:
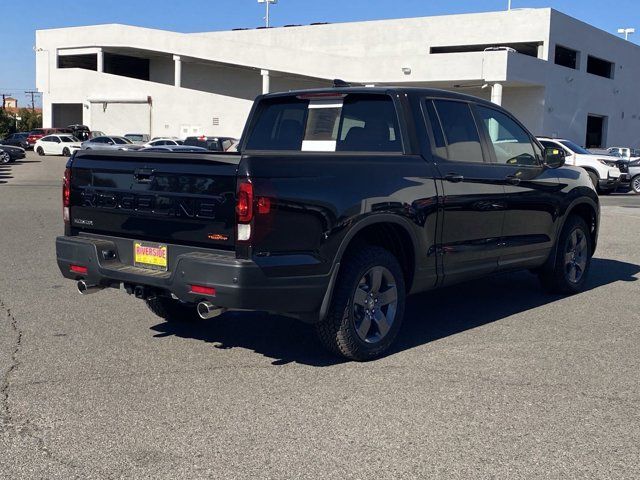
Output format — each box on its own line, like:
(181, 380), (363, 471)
(56, 87), (599, 360)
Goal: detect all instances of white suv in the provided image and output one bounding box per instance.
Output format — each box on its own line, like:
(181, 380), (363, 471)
(538, 137), (622, 194)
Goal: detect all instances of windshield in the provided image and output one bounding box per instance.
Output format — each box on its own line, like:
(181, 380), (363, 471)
(113, 137), (132, 145)
(559, 140), (591, 155)
(126, 135), (143, 141)
(60, 136), (79, 143)
(631, 149), (640, 157)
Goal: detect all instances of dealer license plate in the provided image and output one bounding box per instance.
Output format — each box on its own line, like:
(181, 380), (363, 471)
(134, 242), (168, 271)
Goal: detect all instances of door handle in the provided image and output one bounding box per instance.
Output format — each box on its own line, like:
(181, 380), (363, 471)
(444, 173), (464, 183)
(505, 175), (521, 186)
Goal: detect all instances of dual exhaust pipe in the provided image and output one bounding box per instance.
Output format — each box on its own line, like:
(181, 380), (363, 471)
(77, 281), (225, 320)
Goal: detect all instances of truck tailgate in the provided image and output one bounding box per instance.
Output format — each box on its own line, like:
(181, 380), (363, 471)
(68, 151), (239, 249)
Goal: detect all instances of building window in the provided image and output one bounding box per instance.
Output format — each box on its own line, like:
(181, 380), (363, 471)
(586, 55), (614, 79)
(58, 54), (97, 71)
(554, 45), (579, 70)
(430, 42), (542, 58)
(104, 53), (150, 81)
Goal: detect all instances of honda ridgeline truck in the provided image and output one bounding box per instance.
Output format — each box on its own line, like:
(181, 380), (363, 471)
(56, 87), (599, 360)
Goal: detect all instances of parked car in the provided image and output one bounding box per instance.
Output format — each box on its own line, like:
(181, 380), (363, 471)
(152, 136), (180, 140)
(139, 145), (208, 153)
(34, 134), (82, 156)
(0, 145), (26, 164)
(124, 133), (150, 144)
(56, 87), (600, 361)
(606, 147), (640, 161)
(538, 137), (623, 194)
(66, 125), (91, 142)
(183, 136), (237, 152)
(81, 136), (144, 151)
(144, 138), (184, 147)
(1, 132), (30, 149)
(27, 128), (59, 149)
(627, 159), (640, 194)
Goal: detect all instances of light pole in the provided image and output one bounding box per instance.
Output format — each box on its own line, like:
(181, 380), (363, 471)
(507, 0), (512, 10)
(617, 27), (635, 41)
(258, 0), (278, 28)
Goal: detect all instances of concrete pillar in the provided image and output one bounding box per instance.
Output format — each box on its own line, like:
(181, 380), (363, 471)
(173, 55), (182, 87)
(491, 82), (503, 106)
(261, 69), (270, 94)
(97, 48), (104, 73)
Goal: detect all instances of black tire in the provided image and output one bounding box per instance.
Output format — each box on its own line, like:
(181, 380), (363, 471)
(315, 246), (406, 361)
(145, 297), (198, 323)
(62, 147), (70, 156)
(0, 151), (10, 165)
(539, 215), (592, 294)
(631, 175), (640, 195)
(36, 147), (45, 156)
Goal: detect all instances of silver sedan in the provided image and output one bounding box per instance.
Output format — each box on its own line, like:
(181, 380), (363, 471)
(80, 136), (145, 151)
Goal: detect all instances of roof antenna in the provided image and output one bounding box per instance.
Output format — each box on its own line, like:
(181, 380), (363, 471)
(332, 79), (351, 88)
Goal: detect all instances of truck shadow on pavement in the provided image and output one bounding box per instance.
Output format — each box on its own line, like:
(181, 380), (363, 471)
(150, 258), (639, 366)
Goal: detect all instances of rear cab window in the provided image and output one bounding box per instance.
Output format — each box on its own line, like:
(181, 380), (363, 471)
(426, 99), (485, 163)
(244, 93), (403, 153)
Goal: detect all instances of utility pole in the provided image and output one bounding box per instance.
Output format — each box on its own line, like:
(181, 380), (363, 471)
(1, 93), (13, 111)
(25, 90), (39, 111)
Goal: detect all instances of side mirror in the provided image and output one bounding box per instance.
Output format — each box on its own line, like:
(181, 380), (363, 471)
(543, 147), (565, 168)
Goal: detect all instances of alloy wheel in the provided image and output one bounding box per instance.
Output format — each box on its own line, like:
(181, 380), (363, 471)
(564, 228), (588, 283)
(351, 266), (398, 344)
(632, 176), (640, 194)
(0, 151), (9, 164)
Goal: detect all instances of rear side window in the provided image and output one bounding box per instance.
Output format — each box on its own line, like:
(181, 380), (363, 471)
(432, 100), (484, 163)
(245, 98), (308, 151)
(244, 94), (401, 153)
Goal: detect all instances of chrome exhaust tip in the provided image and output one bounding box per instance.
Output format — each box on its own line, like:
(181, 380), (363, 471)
(197, 301), (227, 320)
(77, 280), (104, 295)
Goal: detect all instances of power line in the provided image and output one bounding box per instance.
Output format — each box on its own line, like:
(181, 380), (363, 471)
(25, 91), (41, 111)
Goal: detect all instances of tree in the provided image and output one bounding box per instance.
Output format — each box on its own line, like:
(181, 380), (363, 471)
(0, 109), (15, 139)
(16, 108), (42, 133)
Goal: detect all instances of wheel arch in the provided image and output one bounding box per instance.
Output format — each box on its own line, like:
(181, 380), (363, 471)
(318, 215), (419, 322)
(545, 198), (599, 272)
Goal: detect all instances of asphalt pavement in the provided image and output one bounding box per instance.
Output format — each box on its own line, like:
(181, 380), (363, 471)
(1, 152), (639, 479)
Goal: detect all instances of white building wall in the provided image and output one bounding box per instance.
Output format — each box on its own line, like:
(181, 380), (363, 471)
(35, 8), (640, 146)
(542, 10), (640, 146)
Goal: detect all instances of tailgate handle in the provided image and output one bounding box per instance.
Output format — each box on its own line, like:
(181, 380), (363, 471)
(134, 169), (155, 183)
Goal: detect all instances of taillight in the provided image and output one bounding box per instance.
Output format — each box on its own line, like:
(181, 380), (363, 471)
(236, 181), (254, 223)
(63, 167), (71, 224)
(236, 180), (271, 243)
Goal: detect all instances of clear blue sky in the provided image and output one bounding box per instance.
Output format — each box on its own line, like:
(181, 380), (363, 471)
(1, 0), (638, 106)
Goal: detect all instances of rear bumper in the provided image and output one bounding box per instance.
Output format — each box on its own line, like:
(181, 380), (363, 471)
(55, 235), (331, 314)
